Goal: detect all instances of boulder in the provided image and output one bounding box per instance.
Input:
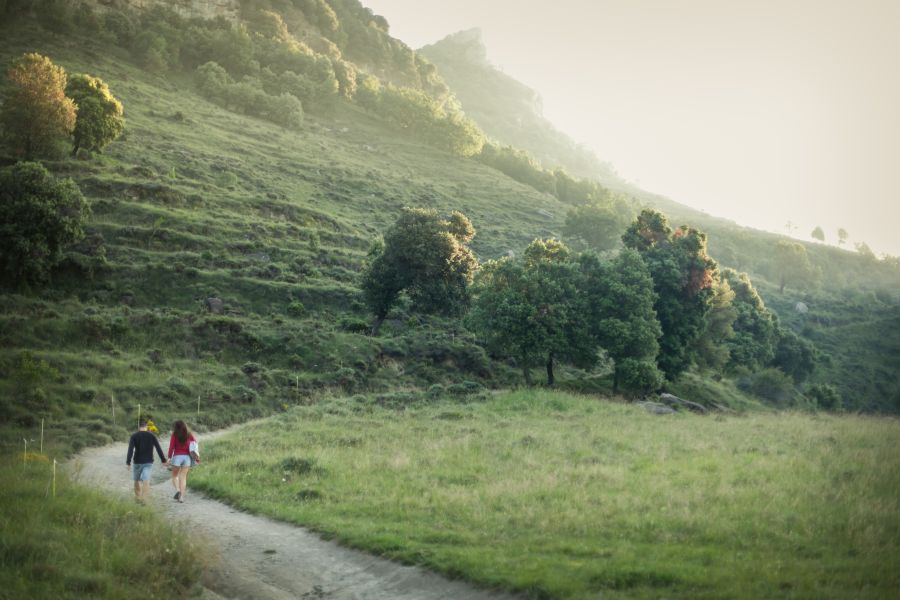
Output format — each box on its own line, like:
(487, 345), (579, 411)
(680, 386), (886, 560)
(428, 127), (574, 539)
(659, 393), (708, 414)
(205, 297), (224, 314)
(637, 401), (676, 415)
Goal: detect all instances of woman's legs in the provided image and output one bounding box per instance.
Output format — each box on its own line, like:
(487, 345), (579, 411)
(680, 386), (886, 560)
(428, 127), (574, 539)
(177, 465), (189, 501)
(171, 466), (182, 499)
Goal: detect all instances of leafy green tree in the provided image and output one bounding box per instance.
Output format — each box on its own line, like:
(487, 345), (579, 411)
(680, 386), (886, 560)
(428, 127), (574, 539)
(65, 74), (126, 155)
(361, 208), (478, 333)
(0, 53), (76, 159)
(564, 195), (633, 252)
(469, 240), (592, 385)
(622, 209), (718, 380)
(578, 249), (663, 393)
(855, 241), (877, 261)
(689, 277), (737, 373)
(772, 328), (817, 383)
(811, 226), (825, 242)
(721, 268), (778, 371)
(0, 162), (89, 287)
(354, 73), (381, 111)
(837, 227), (848, 245)
(773, 240), (814, 293)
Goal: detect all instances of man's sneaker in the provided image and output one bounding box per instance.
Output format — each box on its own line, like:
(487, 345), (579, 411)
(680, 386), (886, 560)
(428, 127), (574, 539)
(174, 491), (181, 500)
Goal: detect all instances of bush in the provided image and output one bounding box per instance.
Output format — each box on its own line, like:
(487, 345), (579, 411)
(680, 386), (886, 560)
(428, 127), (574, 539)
(338, 316), (369, 333)
(806, 383), (843, 412)
(617, 359), (664, 396)
(0, 162), (90, 287)
(739, 367), (796, 407)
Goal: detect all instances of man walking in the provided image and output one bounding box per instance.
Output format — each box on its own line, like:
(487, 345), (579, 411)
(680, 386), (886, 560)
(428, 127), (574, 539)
(126, 418), (167, 503)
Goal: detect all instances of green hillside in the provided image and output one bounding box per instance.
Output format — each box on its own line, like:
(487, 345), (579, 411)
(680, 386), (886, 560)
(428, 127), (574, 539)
(1, 2), (899, 597)
(421, 28), (900, 412)
(0, 15), (573, 448)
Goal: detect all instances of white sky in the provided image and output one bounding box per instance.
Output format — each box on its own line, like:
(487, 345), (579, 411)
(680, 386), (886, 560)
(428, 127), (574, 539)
(363, 0), (900, 257)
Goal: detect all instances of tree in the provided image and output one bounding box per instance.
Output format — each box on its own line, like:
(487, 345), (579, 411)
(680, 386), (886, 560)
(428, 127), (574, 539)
(361, 208), (478, 334)
(837, 228), (848, 245)
(855, 241), (877, 261)
(688, 277), (737, 373)
(578, 249), (663, 393)
(811, 226), (825, 242)
(564, 195), (633, 252)
(65, 74), (125, 155)
(622, 209), (718, 380)
(469, 240), (592, 386)
(721, 268), (778, 371)
(772, 328), (816, 383)
(773, 240), (813, 293)
(0, 53), (76, 158)
(0, 162), (89, 287)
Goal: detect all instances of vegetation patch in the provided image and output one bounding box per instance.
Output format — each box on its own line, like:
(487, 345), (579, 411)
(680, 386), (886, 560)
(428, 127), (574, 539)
(192, 390), (900, 599)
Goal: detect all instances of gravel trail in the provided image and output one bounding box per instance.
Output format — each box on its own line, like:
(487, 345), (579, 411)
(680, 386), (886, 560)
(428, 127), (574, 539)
(72, 428), (515, 600)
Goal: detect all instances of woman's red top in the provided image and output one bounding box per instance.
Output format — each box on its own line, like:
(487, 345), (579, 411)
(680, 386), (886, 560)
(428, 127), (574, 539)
(167, 433), (195, 458)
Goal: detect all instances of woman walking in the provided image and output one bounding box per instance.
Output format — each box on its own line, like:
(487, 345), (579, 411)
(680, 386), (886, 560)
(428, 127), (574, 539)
(167, 420), (197, 503)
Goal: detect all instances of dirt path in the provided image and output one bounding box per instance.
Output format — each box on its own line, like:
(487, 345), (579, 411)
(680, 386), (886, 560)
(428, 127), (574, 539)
(72, 427), (516, 600)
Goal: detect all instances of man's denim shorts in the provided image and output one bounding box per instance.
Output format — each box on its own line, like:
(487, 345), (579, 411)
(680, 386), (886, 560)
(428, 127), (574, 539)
(171, 454), (192, 467)
(132, 463), (153, 481)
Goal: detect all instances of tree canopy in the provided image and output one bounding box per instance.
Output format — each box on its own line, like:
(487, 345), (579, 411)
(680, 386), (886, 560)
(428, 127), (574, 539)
(0, 162), (89, 287)
(65, 73), (125, 154)
(361, 208), (478, 333)
(773, 240), (815, 293)
(622, 209), (718, 380)
(469, 239), (592, 386)
(0, 52), (75, 158)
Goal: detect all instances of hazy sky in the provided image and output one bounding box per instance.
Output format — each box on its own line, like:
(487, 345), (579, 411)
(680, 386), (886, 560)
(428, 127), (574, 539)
(364, 0), (900, 257)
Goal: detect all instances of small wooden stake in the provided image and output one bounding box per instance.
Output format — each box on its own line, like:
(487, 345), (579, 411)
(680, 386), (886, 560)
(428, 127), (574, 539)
(22, 439), (27, 468)
(137, 403), (141, 428)
(40, 419), (44, 454)
(111, 393), (116, 425)
(52, 459), (57, 498)
(197, 394), (201, 417)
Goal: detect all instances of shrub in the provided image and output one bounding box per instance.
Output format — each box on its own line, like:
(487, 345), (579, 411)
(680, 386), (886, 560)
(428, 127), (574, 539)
(338, 316), (369, 333)
(806, 383), (843, 412)
(739, 367), (796, 407)
(0, 162), (90, 287)
(616, 359), (664, 396)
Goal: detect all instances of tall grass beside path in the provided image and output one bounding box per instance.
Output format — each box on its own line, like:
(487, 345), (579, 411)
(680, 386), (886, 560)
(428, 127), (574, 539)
(191, 390), (900, 599)
(0, 459), (203, 599)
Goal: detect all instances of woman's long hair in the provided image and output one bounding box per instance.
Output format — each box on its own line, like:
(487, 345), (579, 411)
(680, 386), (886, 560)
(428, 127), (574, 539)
(173, 419), (190, 444)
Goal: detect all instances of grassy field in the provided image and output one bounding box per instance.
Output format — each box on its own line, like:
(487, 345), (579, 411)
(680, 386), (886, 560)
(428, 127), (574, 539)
(0, 458), (203, 599)
(191, 389), (900, 599)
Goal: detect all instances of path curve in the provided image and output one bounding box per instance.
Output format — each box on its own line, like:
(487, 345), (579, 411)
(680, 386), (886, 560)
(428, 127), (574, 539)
(71, 427), (516, 600)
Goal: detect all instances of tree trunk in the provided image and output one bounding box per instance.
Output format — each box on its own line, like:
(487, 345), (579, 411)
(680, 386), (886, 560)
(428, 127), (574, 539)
(779, 275), (786, 293)
(546, 352), (555, 386)
(521, 352), (532, 386)
(370, 313), (386, 336)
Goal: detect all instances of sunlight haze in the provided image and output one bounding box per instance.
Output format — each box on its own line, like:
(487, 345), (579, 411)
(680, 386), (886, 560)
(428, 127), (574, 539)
(365, 0), (900, 257)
